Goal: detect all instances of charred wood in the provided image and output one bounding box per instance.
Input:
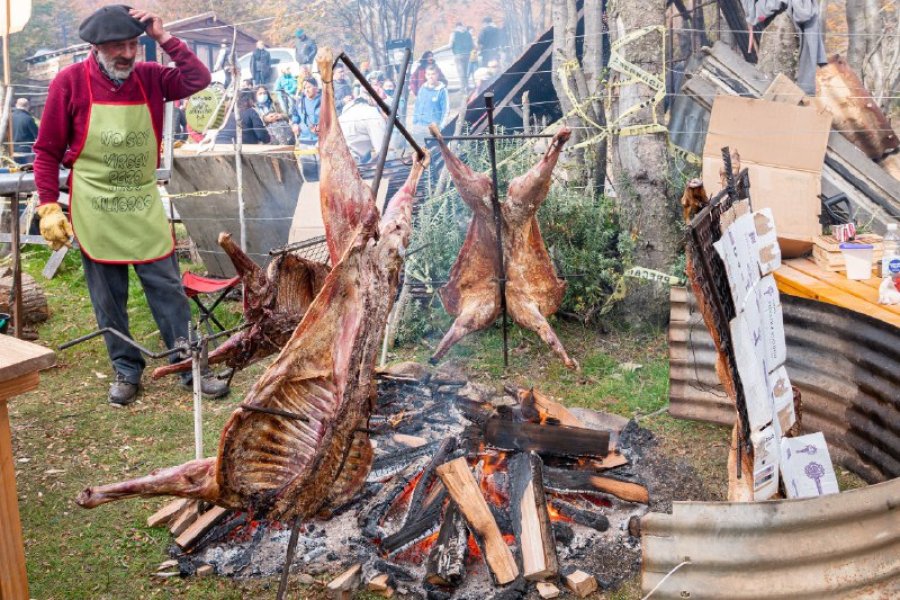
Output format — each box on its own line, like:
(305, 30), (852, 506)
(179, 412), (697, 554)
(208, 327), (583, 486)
(381, 487), (448, 554)
(484, 419), (610, 458)
(362, 458), (428, 540)
(403, 437), (458, 529)
(424, 501), (468, 588)
(548, 498), (609, 532)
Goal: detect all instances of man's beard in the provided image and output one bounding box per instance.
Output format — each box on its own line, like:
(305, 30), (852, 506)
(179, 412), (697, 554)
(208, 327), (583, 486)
(97, 50), (135, 80)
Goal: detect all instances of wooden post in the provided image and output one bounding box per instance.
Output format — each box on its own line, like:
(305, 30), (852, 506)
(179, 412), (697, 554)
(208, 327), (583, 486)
(436, 457), (519, 585)
(0, 335), (56, 599)
(508, 452), (558, 581)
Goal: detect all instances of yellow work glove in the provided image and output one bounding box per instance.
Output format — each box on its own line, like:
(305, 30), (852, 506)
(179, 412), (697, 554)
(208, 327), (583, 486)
(37, 203), (73, 251)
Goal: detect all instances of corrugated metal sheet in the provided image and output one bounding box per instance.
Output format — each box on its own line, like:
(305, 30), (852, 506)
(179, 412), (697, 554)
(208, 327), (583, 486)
(641, 478), (900, 599)
(668, 287), (900, 483)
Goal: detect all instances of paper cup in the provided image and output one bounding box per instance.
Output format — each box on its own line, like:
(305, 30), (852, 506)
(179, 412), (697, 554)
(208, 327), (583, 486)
(839, 243), (874, 280)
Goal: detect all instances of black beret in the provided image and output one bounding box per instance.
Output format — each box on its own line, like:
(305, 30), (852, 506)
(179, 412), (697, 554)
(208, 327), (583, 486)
(79, 5), (148, 45)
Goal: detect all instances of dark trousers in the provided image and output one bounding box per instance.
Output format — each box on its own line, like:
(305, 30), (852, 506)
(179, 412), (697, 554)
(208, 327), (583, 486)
(81, 252), (192, 384)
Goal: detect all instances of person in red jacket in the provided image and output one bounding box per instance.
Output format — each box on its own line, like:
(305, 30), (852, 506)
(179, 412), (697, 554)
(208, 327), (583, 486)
(33, 5), (228, 406)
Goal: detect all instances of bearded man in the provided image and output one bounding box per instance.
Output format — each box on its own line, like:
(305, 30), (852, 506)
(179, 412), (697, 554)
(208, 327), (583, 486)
(33, 5), (229, 406)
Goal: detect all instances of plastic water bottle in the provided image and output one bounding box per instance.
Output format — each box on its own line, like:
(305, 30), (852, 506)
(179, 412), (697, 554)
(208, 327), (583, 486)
(883, 223), (900, 282)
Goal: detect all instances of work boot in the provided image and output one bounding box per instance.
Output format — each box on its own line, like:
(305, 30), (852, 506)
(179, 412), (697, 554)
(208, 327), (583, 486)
(108, 373), (139, 407)
(181, 371), (230, 399)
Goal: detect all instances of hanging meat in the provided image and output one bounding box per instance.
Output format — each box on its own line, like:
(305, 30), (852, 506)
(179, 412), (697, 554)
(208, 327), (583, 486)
(75, 48), (429, 521)
(151, 235), (330, 379)
(429, 124), (578, 370)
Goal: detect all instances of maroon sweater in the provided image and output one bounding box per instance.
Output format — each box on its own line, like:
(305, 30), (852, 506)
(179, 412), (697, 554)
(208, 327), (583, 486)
(33, 37), (211, 204)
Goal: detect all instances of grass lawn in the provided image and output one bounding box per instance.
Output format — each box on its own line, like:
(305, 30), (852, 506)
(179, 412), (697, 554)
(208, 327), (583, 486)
(10, 245), (737, 599)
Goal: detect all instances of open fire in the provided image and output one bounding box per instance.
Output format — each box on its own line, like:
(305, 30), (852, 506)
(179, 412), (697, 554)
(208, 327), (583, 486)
(146, 362), (698, 598)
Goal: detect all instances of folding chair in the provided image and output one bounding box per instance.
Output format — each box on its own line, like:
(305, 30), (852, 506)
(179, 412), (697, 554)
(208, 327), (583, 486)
(181, 272), (240, 334)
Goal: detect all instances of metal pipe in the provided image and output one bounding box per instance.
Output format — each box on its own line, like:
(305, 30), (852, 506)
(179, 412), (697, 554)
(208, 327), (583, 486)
(58, 322), (248, 355)
(484, 93), (509, 368)
(10, 189), (21, 338)
(238, 404), (309, 422)
(373, 47), (412, 207)
(190, 323), (204, 461)
(336, 53), (425, 160)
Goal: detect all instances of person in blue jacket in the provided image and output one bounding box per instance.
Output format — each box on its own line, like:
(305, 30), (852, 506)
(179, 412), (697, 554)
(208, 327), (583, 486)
(411, 66), (448, 143)
(291, 77), (322, 147)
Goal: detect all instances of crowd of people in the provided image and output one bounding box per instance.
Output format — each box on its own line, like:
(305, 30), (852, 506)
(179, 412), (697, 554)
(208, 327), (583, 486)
(195, 15), (507, 163)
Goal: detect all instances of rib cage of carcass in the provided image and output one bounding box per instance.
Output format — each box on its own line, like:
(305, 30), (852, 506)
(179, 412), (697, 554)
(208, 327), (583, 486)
(76, 48), (428, 521)
(428, 124), (578, 370)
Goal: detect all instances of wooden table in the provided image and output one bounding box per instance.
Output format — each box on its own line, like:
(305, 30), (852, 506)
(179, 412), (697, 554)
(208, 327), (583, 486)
(774, 258), (900, 329)
(0, 335), (55, 600)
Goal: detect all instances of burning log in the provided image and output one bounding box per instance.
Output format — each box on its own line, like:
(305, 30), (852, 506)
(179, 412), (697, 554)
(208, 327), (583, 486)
(484, 419), (610, 459)
(436, 457), (519, 585)
(381, 486), (447, 554)
(424, 501), (468, 588)
(548, 498), (609, 532)
(508, 452), (558, 581)
(362, 458), (429, 540)
(543, 467), (649, 504)
(403, 437), (457, 529)
(517, 388), (584, 428)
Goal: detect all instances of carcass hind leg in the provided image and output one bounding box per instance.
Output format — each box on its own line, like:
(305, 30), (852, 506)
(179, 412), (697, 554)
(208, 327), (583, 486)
(508, 297), (579, 370)
(430, 300), (501, 364)
(76, 458), (220, 509)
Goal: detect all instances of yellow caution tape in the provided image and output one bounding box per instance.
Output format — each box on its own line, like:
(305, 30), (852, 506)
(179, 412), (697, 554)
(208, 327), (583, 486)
(626, 266), (686, 286)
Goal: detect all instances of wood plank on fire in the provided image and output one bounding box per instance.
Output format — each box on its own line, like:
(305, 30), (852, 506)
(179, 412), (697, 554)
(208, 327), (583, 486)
(436, 457), (519, 585)
(484, 419), (610, 458)
(175, 505), (228, 549)
(517, 388), (584, 428)
(425, 501), (468, 588)
(544, 467), (649, 504)
(508, 452), (559, 581)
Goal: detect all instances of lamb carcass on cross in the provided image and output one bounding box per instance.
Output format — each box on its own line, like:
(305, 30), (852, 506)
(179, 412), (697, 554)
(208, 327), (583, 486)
(428, 124), (578, 370)
(151, 234), (330, 379)
(76, 48), (428, 521)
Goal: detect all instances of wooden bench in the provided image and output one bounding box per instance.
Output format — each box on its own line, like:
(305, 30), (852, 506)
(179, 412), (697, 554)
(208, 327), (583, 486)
(774, 258), (900, 329)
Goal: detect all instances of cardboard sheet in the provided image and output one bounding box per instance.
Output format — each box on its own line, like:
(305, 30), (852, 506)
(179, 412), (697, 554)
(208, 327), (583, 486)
(703, 96), (833, 257)
(781, 432), (840, 499)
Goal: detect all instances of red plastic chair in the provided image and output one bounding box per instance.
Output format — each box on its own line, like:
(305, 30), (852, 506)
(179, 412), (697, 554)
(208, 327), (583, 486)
(181, 272), (240, 333)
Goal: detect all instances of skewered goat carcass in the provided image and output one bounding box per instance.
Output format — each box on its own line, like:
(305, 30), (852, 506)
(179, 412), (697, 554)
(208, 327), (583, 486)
(151, 235), (330, 379)
(429, 124), (578, 370)
(76, 48), (428, 521)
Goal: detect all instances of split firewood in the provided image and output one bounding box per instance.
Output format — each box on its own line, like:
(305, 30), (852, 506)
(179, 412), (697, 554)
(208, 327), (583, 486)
(536, 581), (561, 599)
(147, 498), (190, 528)
(367, 574), (390, 592)
(425, 501), (468, 588)
(156, 559), (178, 572)
(168, 500), (199, 536)
(392, 433), (427, 448)
(681, 178), (709, 222)
(564, 570), (598, 598)
(508, 452), (558, 581)
(196, 564), (214, 577)
(436, 457), (519, 585)
(327, 564), (362, 600)
(548, 498), (609, 532)
(175, 505), (228, 549)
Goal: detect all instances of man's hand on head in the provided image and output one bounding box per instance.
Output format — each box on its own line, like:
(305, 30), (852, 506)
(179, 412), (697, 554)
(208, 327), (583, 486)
(130, 9), (171, 45)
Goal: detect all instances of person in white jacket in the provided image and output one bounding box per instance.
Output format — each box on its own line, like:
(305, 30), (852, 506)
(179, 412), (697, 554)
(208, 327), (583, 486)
(338, 94), (387, 163)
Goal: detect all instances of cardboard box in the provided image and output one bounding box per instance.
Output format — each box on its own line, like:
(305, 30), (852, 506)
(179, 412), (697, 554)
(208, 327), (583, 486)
(780, 432), (839, 499)
(767, 365), (796, 438)
(751, 426), (780, 500)
(703, 96), (833, 257)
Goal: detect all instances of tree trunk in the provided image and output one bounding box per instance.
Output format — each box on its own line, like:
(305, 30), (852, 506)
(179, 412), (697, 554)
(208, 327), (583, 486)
(756, 11), (799, 81)
(846, 0), (866, 73)
(608, 0), (677, 325)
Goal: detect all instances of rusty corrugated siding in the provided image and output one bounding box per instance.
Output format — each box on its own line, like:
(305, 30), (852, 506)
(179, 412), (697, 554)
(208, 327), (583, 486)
(641, 478), (900, 599)
(668, 287), (900, 483)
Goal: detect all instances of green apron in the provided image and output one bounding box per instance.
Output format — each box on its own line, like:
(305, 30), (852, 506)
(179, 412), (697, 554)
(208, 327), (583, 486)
(70, 62), (173, 264)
